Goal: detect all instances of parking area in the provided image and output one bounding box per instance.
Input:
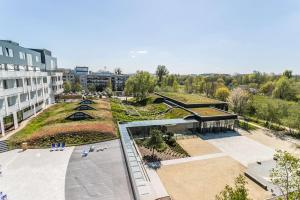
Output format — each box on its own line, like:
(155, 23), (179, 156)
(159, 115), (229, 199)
(65, 139), (134, 200)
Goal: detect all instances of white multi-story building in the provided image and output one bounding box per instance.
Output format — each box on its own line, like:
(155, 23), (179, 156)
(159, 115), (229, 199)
(0, 40), (63, 136)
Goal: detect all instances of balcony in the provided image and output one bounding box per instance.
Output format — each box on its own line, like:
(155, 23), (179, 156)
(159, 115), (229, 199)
(0, 70), (48, 79)
(0, 87), (24, 97)
(20, 100), (30, 109)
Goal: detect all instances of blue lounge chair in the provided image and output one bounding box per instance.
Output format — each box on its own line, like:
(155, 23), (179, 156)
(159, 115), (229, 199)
(56, 143), (61, 151)
(60, 142), (65, 151)
(81, 149), (89, 157)
(0, 192), (7, 200)
(50, 143), (55, 152)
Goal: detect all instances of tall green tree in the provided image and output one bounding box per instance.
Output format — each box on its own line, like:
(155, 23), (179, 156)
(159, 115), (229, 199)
(216, 175), (251, 200)
(87, 84), (96, 93)
(63, 81), (72, 93)
(272, 77), (296, 101)
(283, 70), (293, 79)
(215, 87), (230, 101)
(156, 65), (169, 86)
(145, 129), (166, 157)
(125, 71), (155, 101)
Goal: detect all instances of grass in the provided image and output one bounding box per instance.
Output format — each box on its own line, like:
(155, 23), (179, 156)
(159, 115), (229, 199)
(158, 92), (222, 104)
(110, 96), (190, 122)
(190, 107), (230, 116)
(249, 95), (300, 131)
(8, 99), (116, 148)
(237, 120), (257, 131)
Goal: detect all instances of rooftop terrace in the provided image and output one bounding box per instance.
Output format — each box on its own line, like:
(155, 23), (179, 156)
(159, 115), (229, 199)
(190, 107), (232, 117)
(158, 92), (223, 104)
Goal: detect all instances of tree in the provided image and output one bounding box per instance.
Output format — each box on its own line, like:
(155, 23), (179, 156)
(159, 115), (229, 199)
(156, 65), (169, 86)
(283, 70), (293, 79)
(145, 129), (166, 157)
(270, 150), (300, 200)
(87, 84), (96, 93)
(215, 87), (230, 101)
(107, 78), (112, 90)
(172, 79), (179, 92)
(72, 82), (82, 93)
(125, 71), (155, 101)
(272, 77), (296, 101)
(184, 76), (194, 93)
(216, 175), (251, 200)
(63, 81), (72, 93)
(227, 88), (250, 115)
(256, 102), (281, 129)
(259, 81), (274, 96)
(114, 67), (122, 75)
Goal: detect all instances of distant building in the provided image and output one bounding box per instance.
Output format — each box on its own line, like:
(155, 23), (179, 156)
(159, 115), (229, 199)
(60, 66), (129, 92)
(0, 40), (63, 136)
(75, 66), (89, 75)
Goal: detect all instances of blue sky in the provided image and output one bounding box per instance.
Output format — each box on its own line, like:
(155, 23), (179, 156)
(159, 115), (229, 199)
(1, 0), (300, 74)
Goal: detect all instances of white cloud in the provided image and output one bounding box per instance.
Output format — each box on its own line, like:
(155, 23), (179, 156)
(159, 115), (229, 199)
(129, 50), (148, 58)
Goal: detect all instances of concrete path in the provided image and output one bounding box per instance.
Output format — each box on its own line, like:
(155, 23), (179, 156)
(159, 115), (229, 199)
(161, 152), (226, 166)
(65, 139), (134, 200)
(207, 135), (275, 167)
(0, 147), (74, 200)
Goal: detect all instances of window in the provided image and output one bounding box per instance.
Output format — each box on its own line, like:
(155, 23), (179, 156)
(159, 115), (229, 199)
(0, 46), (3, 56)
(16, 79), (23, 87)
(5, 48), (13, 57)
(43, 77), (47, 84)
(19, 52), (25, 60)
(35, 56), (39, 62)
(26, 78), (31, 86)
(26, 54), (33, 66)
(50, 60), (55, 68)
(8, 49), (13, 57)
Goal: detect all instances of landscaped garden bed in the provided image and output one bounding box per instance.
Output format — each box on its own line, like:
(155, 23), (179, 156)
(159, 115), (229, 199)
(135, 138), (189, 162)
(8, 99), (117, 148)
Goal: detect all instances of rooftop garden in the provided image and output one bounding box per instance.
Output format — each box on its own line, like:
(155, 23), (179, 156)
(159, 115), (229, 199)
(190, 107), (231, 117)
(110, 95), (190, 122)
(158, 92), (223, 104)
(8, 99), (117, 148)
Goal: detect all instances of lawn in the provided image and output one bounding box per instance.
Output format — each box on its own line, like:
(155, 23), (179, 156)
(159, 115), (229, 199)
(190, 107), (230, 116)
(158, 92), (222, 104)
(110, 96), (190, 122)
(8, 99), (116, 148)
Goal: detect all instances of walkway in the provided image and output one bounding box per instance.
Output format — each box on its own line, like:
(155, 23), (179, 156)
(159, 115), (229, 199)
(161, 152), (226, 166)
(65, 139), (134, 200)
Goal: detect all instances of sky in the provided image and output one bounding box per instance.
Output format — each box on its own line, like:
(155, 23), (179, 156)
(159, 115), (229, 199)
(1, 0), (300, 74)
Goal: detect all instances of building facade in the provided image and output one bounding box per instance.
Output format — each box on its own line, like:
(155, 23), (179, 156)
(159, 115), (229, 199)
(0, 40), (63, 136)
(59, 66), (129, 92)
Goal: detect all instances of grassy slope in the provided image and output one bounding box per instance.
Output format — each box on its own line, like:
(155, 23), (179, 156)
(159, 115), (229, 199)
(8, 99), (116, 148)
